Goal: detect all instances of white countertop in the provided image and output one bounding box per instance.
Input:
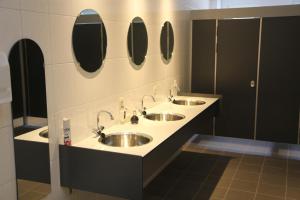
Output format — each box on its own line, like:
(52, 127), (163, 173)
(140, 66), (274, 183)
(74, 96), (219, 157)
(14, 126), (49, 143)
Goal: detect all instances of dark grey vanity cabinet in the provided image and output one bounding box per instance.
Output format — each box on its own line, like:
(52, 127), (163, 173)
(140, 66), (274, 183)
(191, 20), (216, 135)
(256, 16), (300, 144)
(215, 19), (260, 139)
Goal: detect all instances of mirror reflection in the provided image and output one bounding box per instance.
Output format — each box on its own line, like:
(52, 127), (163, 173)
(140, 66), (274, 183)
(72, 9), (107, 73)
(8, 39), (51, 200)
(127, 17), (148, 65)
(160, 21), (174, 61)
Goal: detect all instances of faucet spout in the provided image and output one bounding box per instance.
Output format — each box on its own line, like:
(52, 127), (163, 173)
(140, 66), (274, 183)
(141, 95), (156, 115)
(95, 110), (114, 136)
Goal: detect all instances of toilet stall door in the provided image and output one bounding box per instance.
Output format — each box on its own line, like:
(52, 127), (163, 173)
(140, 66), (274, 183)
(215, 18), (260, 139)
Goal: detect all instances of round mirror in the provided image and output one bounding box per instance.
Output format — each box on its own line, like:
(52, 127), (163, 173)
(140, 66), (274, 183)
(127, 17), (148, 66)
(160, 21), (174, 61)
(72, 9), (107, 73)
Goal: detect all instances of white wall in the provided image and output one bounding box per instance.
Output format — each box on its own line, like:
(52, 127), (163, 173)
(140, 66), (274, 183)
(0, 0), (191, 199)
(0, 104), (17, 200)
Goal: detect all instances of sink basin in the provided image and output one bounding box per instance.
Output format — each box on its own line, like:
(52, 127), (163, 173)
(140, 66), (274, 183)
(39, 129), (48, 138)
(145, 113), (185, 121)
(100, 132), (152, 147)
(172, 99), (206, 106)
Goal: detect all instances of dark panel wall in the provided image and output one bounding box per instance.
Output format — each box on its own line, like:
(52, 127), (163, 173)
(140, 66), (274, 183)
(192, 20), (216, 93)
(215, 19), (260, 139)
(191, 20), (216, 135)
(257, 16), (300, 143)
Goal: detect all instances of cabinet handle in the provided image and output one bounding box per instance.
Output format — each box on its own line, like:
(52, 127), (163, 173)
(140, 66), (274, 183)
(250, 80), (255, 88)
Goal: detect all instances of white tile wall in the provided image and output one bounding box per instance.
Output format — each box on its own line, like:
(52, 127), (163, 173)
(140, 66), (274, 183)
(0, 104), (16, 199)
(20, 0), (49, 13)
(0, 8), (22, 55)
(21, 11), (52, 65)
(0, 126), (15, 185)
(49, 15), (75, 64)
(2, 0), (197, 199)
(0, 181), (17, 200)
(0, 103), (11, 128)
(0, 0), (20, 10)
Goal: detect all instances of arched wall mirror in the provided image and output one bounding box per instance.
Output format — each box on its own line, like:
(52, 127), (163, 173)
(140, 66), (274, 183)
(160, 21), (174, 61)
(127, 17), (148, 66)
(73, 9), (107, 73)
(8, 39), (51, 200)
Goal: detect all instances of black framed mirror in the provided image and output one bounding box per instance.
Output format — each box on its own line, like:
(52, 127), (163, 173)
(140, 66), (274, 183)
(8, 39), (51, 200)
(127, 17), (148, 66)
(72, 9), (107, 73)
(160, 21), (174, 61)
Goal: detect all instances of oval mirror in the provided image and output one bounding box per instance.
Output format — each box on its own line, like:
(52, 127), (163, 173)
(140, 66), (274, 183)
(8, 39), (51, 199)
(160, 21), (174, 61)
(127, 17), (148, 65)
(72, 9), (107, 72)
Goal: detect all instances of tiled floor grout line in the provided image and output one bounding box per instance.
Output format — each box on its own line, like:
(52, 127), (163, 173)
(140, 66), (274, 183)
(222, 153), (245, 199)
(253, 155), (266, 200)
(191, 153), (224, 200)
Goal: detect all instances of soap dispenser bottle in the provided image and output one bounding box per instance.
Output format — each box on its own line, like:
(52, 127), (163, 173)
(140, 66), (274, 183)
(119, 98), (127, 124)
(172, 80), (180, 97)
(130, 111), (139, 124)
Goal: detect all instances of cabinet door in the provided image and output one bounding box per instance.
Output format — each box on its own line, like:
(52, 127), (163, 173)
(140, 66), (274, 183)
(257, 16), (300, 144)
(216, 19), (260, 139)
(191, 20), (216, 135)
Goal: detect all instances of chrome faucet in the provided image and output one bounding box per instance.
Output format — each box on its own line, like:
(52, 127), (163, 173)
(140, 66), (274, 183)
(93, 110), (114, 140)
(141, 95), (156, 115)
(168, 89), (174, 102)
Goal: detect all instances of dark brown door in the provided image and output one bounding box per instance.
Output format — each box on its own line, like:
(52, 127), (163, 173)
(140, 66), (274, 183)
(216, 18), (260, 139)
(191, 20), (216, 135)
(257, 16), (300, 144)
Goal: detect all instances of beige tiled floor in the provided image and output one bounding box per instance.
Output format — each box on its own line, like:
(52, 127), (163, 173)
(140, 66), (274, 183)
(144, 135), (300, 200)
(17, 179), (51, 200)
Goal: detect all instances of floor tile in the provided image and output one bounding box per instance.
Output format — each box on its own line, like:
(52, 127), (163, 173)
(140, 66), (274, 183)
(262, 165), (286, 176)
(204, 176), (232, 188)
(144, 175), (176, 196)
(260, 174), (286, 186)
(234, 171), (260, 182)
(264, 158), (287, 169)
(230, 179), (258, 193)
(18, 191), (46, 200)
(286, 187), (300, 199)
(288, 160), (300, 169)
(225, 189), (255, 200)
(210, 167), (236, 179)
(164, 180), (202, 200)
(287, 177), (300, 189)
(257, 183), (285, 198)
(242, 155), (264, 166)
(238, 163), (262, 174)
(194, 185), (227, 200)
(255, 194), (284, 200)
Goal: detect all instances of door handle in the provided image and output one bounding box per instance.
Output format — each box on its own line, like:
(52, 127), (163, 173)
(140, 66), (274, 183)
(250, 80), (255, 88)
